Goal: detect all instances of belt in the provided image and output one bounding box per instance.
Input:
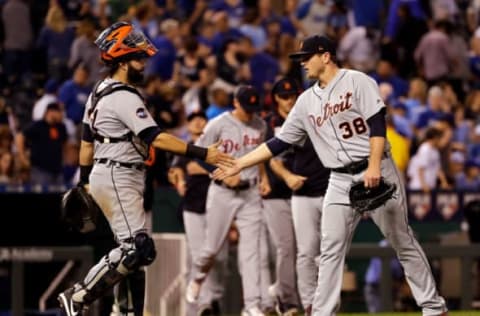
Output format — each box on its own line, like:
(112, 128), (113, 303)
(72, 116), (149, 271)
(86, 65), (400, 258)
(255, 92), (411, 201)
(331, 158), (368, 174)
(213, 178), (257, 191)
(95, 158), (146, 171)
(331, 153), (389, 175)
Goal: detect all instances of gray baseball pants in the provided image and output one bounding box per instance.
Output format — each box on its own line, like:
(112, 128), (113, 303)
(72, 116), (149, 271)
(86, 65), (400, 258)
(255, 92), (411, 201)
(291, 195), (324, 310)
(192, 183), (263, 310)
(312, 158), (447, 315)
(89, 163), (146, 240)
(184, 211), (228, 315)
(263, 199), (299, 306)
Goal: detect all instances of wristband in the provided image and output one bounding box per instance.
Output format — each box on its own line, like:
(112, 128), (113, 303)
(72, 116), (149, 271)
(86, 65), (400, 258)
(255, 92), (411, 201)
(186, 144), (208, 160)
(80, 165), (93, 185)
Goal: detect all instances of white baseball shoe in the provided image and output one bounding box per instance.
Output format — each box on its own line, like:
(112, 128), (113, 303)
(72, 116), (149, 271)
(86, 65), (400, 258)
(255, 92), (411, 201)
(185, 279), (202, 303)
(241, 306), (265, 316)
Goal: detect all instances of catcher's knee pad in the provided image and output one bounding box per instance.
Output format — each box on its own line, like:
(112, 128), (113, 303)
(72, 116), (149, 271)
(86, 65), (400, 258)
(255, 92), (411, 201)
(123, 233), (157, 270)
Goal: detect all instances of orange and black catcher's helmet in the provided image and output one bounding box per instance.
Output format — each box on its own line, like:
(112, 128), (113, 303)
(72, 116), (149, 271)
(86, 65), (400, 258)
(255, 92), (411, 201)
(95, 21), (157, 65)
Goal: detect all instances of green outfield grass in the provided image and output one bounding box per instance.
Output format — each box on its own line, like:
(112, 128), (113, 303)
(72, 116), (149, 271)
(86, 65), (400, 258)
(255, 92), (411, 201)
(338, 312), (480, 316)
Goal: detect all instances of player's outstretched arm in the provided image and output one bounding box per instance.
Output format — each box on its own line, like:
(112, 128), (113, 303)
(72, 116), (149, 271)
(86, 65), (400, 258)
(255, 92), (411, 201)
(151, 132), (233, 167)
(213, 143), (274, 180)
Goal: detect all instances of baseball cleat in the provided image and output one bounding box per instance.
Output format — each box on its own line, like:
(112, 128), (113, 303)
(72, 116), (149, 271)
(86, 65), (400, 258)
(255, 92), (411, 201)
(276, 305), (299, 316)
(268, 284), (299, 316)
(186, 279), (202, 303)
(58, 288), (84, 316)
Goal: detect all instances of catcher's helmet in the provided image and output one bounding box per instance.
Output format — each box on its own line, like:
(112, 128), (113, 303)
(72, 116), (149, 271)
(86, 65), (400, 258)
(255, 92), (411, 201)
(95, 21), (157, 64)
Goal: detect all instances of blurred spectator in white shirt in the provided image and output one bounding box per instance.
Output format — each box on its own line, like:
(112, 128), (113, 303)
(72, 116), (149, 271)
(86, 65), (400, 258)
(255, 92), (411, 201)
(408, 127), (450, 192)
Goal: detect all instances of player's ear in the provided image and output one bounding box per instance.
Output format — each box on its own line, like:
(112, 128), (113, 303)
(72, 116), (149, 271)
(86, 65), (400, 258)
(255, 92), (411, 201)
(119, 61), (128, 71)
(323, 52), (331, 63)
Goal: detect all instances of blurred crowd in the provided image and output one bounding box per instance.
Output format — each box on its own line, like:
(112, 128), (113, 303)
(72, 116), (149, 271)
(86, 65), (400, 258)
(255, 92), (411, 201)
(0, 0), (479, 192)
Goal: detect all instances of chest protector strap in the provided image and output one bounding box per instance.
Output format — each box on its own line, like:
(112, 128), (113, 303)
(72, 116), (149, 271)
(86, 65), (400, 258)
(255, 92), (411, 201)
(88, 81), (143, 143)
(88, 81), (151, 160)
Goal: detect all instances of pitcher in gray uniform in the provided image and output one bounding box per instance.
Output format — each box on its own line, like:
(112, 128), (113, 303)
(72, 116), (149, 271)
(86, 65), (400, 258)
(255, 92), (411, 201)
(185, 85), (271, 316)
(57, 22), (232, 316)
(213, 35), (448, 316)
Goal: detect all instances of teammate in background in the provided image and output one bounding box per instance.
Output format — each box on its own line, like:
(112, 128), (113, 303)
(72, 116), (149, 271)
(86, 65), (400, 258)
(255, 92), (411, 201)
(213, 35), (448, 316)
(262, 78), (302, 315)
(266, 78), (331, 315)
(168, 111), (227, 316)
(186, 85), (271, 316)
(57, 22), (232, 316)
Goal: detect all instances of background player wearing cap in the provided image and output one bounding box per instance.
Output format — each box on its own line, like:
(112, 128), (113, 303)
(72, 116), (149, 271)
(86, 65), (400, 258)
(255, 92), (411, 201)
(169, 111), (227, 316)
(267, 78), (331, 315)
(186, 85), (270, 316)
(262, 78), (301, 315)
(213, 35), (448, 316)
(57, 22), (232, 316)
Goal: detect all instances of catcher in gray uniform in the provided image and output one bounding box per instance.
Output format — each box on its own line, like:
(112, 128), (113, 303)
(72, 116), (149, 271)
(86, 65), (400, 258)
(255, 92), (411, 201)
(213, 35), (448, 316)
(57, 21), (232, 316)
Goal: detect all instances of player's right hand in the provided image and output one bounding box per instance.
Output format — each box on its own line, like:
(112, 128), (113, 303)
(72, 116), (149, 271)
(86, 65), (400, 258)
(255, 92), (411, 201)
(212, 159), (242, 180)
(285, 174), (307, 191)
(205, 140), (234, 168)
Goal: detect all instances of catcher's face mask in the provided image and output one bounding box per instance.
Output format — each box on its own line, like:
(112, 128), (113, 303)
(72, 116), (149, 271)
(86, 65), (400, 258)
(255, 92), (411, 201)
(95, 21), (158, 64)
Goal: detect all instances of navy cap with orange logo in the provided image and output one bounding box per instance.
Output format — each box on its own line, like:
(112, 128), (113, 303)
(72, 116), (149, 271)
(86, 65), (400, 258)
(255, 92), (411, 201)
(235, 85), (261, 113)
(289, 35), (336, 61)
(271, 78), (301, 97)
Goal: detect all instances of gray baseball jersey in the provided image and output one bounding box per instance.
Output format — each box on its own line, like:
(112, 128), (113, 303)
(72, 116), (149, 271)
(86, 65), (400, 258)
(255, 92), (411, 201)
(278, 69), (390, 168)
(196, 112), (267, 179)
(83, 78), (157, 164)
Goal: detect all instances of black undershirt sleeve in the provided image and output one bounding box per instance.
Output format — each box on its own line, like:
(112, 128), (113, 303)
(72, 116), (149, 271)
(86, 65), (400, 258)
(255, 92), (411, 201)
(138, 126), (163, 146)
(367, 108), (387, 137)
(266, 137), (291, 156)
(81, 123), (94, 142)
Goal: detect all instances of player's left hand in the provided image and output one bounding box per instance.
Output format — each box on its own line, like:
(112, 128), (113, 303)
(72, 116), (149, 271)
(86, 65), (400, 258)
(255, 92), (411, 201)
(364, 166), (381, 188)
(205, 140), (234, 167)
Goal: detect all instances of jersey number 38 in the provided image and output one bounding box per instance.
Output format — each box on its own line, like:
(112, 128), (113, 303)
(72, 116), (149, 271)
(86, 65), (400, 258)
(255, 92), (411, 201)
(338, 117), (367, 139)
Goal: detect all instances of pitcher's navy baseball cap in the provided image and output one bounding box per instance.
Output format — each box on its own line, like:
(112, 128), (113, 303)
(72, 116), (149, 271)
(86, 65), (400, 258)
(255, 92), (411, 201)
(235, 85), (261, 112)
(289, 35), (336, 60)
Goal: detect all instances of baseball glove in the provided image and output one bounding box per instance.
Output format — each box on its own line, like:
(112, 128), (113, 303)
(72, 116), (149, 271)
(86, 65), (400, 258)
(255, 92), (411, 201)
(61, 186), (101, 233)
(349, 178), (396, 214)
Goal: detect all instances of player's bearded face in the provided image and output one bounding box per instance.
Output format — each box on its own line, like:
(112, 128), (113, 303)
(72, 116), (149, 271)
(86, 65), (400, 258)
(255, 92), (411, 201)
(126, 60), (145, 85)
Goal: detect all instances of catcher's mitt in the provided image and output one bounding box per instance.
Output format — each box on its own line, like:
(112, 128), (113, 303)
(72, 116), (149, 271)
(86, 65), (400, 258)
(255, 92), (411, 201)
(349, 178), (396, 214)
(61, 186), (101, 233)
